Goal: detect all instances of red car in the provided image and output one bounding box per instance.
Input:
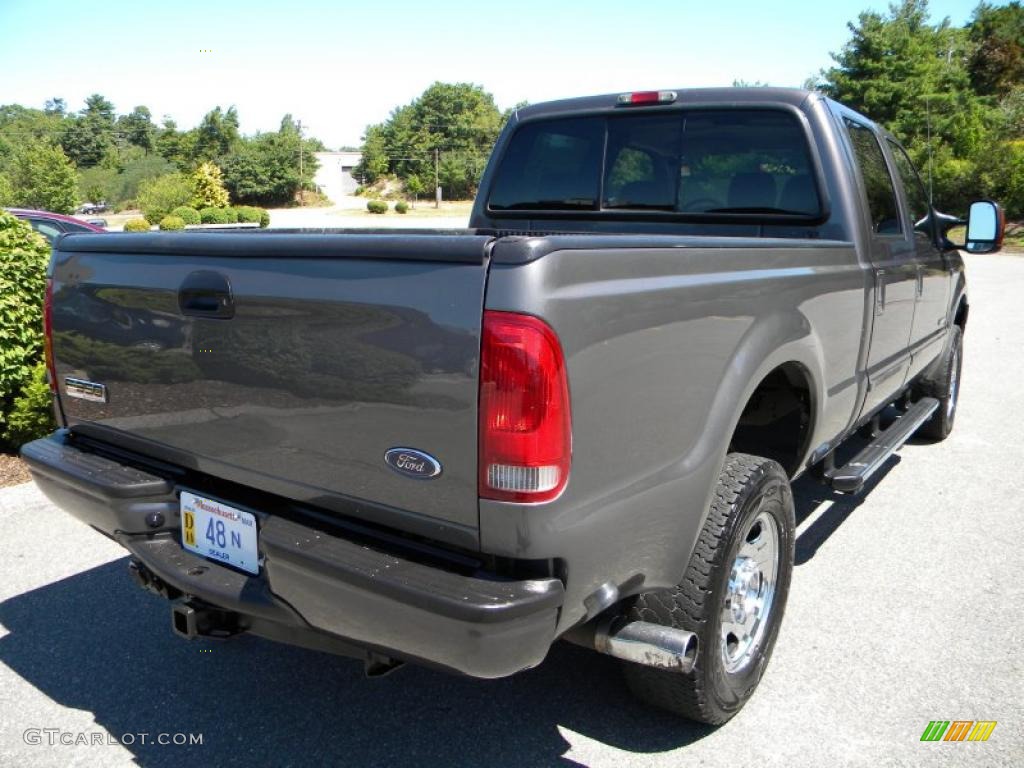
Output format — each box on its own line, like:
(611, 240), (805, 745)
(6, 207), (105, 245)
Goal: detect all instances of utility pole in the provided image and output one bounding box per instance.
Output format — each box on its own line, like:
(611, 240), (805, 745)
(434, 147), (440, 208)
(297, 119), (304, 206)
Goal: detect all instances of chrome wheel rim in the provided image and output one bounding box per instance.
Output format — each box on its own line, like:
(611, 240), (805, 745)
(947, 347), (960, 419)
(720, 507), (780, 673)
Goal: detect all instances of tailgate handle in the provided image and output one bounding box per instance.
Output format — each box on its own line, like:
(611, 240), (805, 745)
(179, 271), (234, 319)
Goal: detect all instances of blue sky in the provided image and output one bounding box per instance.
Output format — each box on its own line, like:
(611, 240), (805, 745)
(0, 0), (983, 149)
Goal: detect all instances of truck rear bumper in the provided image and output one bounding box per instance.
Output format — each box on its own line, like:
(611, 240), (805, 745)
(21, 432), (564, 679)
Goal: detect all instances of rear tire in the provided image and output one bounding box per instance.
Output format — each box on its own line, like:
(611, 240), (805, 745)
(622, 453), (795, 724)
(915, 325), (962, 441)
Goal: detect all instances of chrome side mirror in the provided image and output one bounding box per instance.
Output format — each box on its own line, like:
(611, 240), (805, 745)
(965, 200), (1004, 253)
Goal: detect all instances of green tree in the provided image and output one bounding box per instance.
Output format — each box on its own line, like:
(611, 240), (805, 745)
(223, 119), (320, 206)
(7, 141), (78, 213)
(191, 161), (229, 208)
(137, 172), (193, 223)
(60, 94), (117, 168)
(356, 82), (503, 199)
(194, 106), (240, 163)
(118, 105), (155, 152)
(43, 98), (66, 117)
(0, 105), (67, 173)
(356, 124), (389, 184)
(968, 1), (1024, 97)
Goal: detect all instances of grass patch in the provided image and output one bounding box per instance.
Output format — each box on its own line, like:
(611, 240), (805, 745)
(342, 200), (474, 219)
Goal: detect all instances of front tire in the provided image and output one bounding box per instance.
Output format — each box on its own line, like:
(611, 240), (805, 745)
(915, 325), (963, 441)
(622, 453), (795, 724)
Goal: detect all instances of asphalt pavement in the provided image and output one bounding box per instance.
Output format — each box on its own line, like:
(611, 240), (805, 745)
(0, 252), (1021, 767)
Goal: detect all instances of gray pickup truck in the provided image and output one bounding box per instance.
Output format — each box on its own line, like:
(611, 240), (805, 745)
(23, 88), (1005, 724)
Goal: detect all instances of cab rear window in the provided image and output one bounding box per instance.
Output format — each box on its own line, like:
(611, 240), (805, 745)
(488, 109), (821, 218)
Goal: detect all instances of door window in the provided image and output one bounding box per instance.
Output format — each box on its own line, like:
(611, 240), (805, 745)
(887, 141), (932, 234)
(843, 119), (902, 235)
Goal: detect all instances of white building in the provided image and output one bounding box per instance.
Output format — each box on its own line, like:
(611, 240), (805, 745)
(313, 151), (363, 203)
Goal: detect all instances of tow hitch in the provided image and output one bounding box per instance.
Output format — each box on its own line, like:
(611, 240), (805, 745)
(171, 599), (244, 639)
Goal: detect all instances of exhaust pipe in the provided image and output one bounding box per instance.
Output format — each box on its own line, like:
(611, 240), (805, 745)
(565, 617), (698, 673)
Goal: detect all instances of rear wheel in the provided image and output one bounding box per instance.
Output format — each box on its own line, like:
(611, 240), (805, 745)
(915, 325), (963, 441)
(622, 453), (795, 723)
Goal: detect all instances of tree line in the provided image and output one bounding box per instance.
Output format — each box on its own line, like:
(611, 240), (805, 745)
(358, 2), (1023, 217)
(814, 0), (1022, 217)
(0, 95), (325, 214)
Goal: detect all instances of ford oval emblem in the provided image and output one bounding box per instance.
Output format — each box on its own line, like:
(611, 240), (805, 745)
(384, 448), (442, 480)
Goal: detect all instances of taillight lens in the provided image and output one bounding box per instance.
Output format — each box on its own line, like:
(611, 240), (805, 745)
(43, 278), (57, 392)
(479, 311), (571, 503)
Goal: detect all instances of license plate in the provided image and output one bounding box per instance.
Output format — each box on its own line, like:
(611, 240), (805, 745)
(180, 491), (259, 575)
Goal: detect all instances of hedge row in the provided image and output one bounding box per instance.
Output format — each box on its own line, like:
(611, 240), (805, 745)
(367, 200), (409, 214)
(132, 206), (270, 230)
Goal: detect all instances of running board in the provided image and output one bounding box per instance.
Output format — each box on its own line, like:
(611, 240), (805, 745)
(827, 397), (940, 494)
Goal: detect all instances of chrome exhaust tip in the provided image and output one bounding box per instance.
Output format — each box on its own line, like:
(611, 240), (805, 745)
(566, 617), (698, 673)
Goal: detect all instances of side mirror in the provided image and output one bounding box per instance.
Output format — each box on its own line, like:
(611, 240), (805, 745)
(965, 200), (1005, 253)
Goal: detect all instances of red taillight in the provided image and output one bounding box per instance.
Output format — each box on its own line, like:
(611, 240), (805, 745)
(43, 278), (57, 392)
(617, 90), (677, 106)
(479, 311), (571, 503)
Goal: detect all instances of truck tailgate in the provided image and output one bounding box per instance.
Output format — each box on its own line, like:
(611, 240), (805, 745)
(50, 232), (492, 547)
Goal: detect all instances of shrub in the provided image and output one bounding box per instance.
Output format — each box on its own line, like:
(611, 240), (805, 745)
(353, 185), (365, 196)
(200, 207), (231, 224)
(138, 173), (192, 224)
(4, 363), (54, 447)
(171, 206), (201, 225)
(159, 215), (186, 231)
(367, 200), (388, 214)
(234, 206), (262, 224)
(259, 209), (270, 228)
(0, 211), (54, 448)
(222, 207), (239, 223)
(394, 201), (409, 214)
(123, 218), (151, 232)
(191, 161), (229, 209)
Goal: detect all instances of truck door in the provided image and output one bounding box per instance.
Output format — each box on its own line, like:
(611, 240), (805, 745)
(842, 117), (918, 417)
(887, 139), (951, 380)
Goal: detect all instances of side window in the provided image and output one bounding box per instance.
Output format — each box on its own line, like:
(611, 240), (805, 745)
(887, 141), (931, 231)
(28, 219), (61, 245)
(843, 118), (902, 235)
(488, 118), (603, 210)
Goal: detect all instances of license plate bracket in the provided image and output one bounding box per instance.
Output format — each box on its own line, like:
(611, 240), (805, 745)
(180, 491), (260, 575)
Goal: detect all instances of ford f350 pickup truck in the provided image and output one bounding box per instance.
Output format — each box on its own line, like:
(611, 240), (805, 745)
(23, 88), (1005, 724)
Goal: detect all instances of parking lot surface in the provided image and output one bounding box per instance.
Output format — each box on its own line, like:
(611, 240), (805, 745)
(1, 252), (1021, 767)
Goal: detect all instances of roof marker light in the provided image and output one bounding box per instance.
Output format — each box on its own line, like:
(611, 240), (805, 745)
(617, 91), (678, 106)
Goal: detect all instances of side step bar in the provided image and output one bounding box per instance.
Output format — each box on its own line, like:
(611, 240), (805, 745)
(827, 397), (939, 494)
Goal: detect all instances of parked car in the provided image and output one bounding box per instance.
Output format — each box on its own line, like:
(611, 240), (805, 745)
(22, 87), (1004, 724)
(77, 201), (108, 215)
(6, 208), (105, 245)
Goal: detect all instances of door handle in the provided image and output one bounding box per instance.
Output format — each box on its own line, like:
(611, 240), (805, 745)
(875, 268), (886, 315)
(916, 265), (924, 297)
(179, 270), (234, 319)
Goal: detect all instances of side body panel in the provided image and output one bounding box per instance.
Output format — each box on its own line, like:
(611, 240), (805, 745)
(481, 240), (868, 631)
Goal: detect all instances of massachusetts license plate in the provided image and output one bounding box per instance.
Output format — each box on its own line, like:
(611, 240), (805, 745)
(180, 491), (259, 575)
